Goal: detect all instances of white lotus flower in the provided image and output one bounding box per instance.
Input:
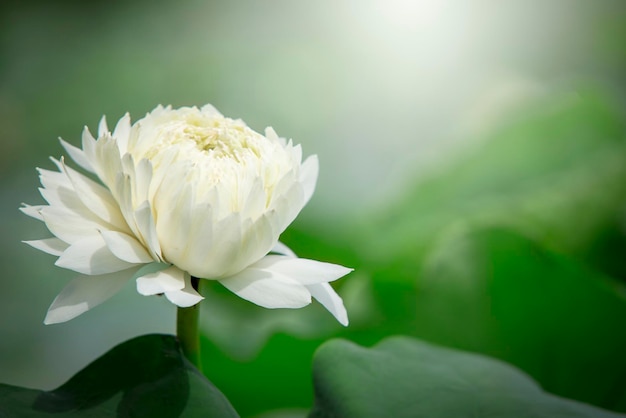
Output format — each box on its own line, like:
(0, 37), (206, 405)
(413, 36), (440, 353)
(22, 104), (351, 325)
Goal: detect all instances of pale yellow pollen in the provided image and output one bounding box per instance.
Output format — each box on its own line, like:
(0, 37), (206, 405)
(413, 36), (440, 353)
(143, 116), (263, 164)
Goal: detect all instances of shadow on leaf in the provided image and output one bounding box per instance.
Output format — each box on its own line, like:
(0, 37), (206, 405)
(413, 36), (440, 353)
(0, 334), (239, 418)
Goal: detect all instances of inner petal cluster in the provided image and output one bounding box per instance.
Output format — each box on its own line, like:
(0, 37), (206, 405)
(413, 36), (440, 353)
(127, 106), (300, 218)
(139, 114), (260, 160)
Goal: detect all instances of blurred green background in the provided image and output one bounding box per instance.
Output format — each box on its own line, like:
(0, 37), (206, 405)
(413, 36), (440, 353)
(1, 0), (626, 417)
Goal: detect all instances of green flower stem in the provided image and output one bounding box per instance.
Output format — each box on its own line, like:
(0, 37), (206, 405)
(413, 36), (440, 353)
(176, 276), (202, 371)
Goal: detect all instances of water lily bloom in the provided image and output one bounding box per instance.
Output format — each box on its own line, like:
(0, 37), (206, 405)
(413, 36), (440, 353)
(22, 104), (351, 325)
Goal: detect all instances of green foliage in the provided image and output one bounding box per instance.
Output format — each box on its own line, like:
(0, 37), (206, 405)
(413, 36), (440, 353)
(415, 228), (626, 410)
(354, 90), (626, 412)
(2, 3), (626, 417)
(362, 89), (626, 275)
(194, 88), (626, 416)
(309, 337), (626, 418)
(0, 335), (239, 418)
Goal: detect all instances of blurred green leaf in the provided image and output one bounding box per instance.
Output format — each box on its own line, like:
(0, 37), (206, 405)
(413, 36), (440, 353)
(363, 89), (626, 277)
(0, 334), (239, 418)
(309, 336), (626, 418)
(415, 227), (626, 412)
(337, 88), (626, 412)
(200, 331), (326, 418)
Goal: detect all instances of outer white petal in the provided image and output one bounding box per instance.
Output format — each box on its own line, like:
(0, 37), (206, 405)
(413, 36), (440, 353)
(59, 138), (91, 172)
(187, 212), (242, 278)
(58, 158), (128, 229)
(39, 184), (89, 219)
(272, 169), (298, 205)
(59, 138), (95, 173)
(147, 147), (178, 202)
(219, 267), (311, 309)
(100, 230), (153, 264)
(38, 167), (108, 232)
(114, 172), (141, 240)
(255, 248), (349, 324)
(249, 255), (353, 285)
(134, 201), (162, 261)
(306, 282), (349, 326)
(133, 158), (153, 206)
(41, 206), (106, 244)
(91, 134), (124, 192)
(200, 103), (222, 116)
(155, 182), (194, 266)
(37, 167), (106, 227)
(264, 126), (285, 146)
(98, 115), (109, 137)
(113, 172), (162, 262)
(271, 241), (297, 257)
(174, 203), (213, 276)
(164, 272), (204, 307)
(44, 269), (136, 324)
(112, 113), (131, 154)
(269, 183), (305, 233)
(80, 127), (97, 169)
(136, 265), (185, 295)
(38, 166), (74, 195)
(240, 177), (266, 221)
(23, 238), (69, 256)
(219, 214), (275, 278)
(120, 153), (151, 208)
(290, 143), (303, 167)
(300, 154), (319, 205)
(56, 234), (138, 275)
(20, 204), (44, 221)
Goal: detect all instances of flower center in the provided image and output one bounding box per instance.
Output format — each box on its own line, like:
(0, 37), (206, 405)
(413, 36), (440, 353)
(128, 106), (295, 214)
(185, 119), (247, 155)
(143, 115), (264, 165)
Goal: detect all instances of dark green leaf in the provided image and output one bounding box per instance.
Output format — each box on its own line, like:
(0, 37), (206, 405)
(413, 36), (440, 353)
(415, 228), (626, 412)
(309, 337), (626, 418)
(0, 334), (239, 418)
